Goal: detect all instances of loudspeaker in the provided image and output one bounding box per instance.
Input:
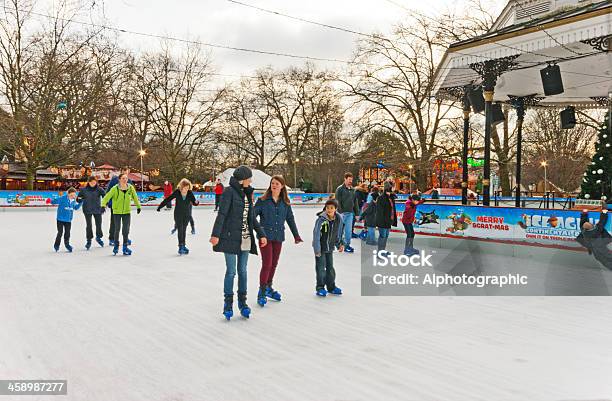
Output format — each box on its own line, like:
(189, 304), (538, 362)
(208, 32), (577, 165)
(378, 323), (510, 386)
(560, 107), (576, 129)
(468, 86), (485, 114)
(492, 103), (505, 125)
(540, 64), (564, 96)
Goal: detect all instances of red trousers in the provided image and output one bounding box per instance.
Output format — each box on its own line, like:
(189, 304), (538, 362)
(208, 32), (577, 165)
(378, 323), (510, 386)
(259, 240), (283, 286)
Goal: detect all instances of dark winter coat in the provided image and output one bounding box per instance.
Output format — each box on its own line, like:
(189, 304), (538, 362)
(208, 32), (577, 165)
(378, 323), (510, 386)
(211, 176), (265, 255)
(376, 191), (398, 229)
(577, 211), (612, 270)
(335, 184), (359, 215)
(360, 192), (379, 228)
(158, 189), (198, 221)
(355, 187), (369, 210)
(254, 197), (300, 243)
(312, 211), (345, 255)
(77, 185), (106, 215)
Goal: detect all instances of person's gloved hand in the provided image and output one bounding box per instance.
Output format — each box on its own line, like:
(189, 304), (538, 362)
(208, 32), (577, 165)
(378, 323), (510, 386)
(295, 236), (303, 244)
(100, 206), (106, 214)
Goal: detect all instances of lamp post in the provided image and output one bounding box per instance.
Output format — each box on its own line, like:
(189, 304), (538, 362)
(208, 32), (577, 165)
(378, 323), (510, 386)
(139, 149), (146, 192)
(294, 158), (300, 189)
(541, 161), (548, 195)
(408, 164), (413, 194)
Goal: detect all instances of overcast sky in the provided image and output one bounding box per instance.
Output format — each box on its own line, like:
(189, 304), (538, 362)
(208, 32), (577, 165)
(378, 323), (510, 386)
(90, 0), (490, 79)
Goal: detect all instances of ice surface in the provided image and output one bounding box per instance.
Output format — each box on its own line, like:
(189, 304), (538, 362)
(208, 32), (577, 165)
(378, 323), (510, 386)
(1, 207), (611, 401)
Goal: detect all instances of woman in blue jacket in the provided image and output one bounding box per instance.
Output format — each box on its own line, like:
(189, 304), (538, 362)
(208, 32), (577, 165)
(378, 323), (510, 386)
(253, 175), (303, 307)
(210, 166), (267, 321)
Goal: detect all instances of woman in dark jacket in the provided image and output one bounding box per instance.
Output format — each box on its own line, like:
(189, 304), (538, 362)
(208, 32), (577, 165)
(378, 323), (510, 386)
(210, 166), (267, 321)
(375, 181), (397, 253)
(253, 175), (303, 306)
(157, 178), (199, 255)
(77, 176), (106, 249)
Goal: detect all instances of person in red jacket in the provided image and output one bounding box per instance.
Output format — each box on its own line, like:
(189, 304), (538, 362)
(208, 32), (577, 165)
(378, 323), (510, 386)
(213, 178), (224, 212)
(402, 193), (425, 256)
(163, 180), (173, 209)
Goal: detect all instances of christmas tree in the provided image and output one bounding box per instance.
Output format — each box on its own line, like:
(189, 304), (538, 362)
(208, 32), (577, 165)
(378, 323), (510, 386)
(579, 113), (611, 202)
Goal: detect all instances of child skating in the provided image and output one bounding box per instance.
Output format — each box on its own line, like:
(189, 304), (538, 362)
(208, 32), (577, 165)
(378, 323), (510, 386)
(101, 173), (141, 256)
(312, 199), (345, 297)
(209, 166), (267, 320)
(77, 176), (106, 249)
(402, 193), (425, 256)
(157, 178), (199, 255)
(51, 187), (82, 252)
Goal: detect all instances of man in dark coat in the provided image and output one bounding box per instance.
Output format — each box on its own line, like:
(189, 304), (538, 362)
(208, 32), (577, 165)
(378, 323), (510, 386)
(334, 172), (359, 253)
(209, 166), (267, 320)
(577, 207), (612, 270)
(77, 176), (106, 249)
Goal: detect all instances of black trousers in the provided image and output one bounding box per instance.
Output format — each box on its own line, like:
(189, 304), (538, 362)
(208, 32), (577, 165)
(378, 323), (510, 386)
(174, 216), (194, 231)
(403, 222), (415, 250)
(55, 221), (72, 248)
(214, 194), (221, 210)
(315, 252), (336, 291)
(175, 217), (190, 246)
(85, 213), (103, 240)
(112, 214), (131, 245)
(108, 209), (115, 240)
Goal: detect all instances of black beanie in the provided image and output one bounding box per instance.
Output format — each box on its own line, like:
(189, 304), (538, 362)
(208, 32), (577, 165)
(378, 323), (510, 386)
(233, 165), (253, 181)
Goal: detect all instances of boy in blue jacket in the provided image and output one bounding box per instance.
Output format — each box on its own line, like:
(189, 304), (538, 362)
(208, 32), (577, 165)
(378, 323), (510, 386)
(312, 199), (345, 297)
(51, 187), (82, 252)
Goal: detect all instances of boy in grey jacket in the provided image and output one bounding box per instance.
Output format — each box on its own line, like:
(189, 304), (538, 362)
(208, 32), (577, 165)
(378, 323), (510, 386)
(312, 200), (345, 296)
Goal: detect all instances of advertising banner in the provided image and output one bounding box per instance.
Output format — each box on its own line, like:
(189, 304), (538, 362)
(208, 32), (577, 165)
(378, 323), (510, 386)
(0, 190), (332, 207)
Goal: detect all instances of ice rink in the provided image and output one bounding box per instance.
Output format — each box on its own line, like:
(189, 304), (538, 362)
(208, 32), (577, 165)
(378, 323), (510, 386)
(1, 206), (612, 401)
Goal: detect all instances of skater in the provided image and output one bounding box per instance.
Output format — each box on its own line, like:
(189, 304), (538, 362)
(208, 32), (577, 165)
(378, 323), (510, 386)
(209, 166), (267, 320)
(214, 178), (224, 212)
(157, 178), (199, 255)
(253, 175), (303, 306)
(375, 181), (397, 256)
(360, 186), (379, 246)
(353, 183), (369, 238)
(312, 199), (345, 297)
(163, 180), (173, 209)
(77, 176), (106, 249)
(402, 193), (425, 256)
(335, 172), (359, 253)
(106, 167), (132, 246)
(101, 173), (142, 255)
(51, 187), (82, 252)
(577, 206), (612, 270)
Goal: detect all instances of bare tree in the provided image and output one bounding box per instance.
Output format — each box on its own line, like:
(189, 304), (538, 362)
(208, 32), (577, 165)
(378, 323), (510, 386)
(141, 44), (224, 183)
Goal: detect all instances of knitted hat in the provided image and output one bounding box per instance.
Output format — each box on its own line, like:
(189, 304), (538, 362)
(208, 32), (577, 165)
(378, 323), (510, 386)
(233, 165), (253, 181)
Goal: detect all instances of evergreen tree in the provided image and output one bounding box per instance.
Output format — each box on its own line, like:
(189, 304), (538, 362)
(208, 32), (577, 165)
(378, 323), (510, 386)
(580, 114), (611, 202)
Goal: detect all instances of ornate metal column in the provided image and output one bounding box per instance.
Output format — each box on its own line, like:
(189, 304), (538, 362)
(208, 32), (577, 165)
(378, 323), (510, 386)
(470, 56), (519, 206)
(508, 95), (541, 208)
(462, 89), (470, 205)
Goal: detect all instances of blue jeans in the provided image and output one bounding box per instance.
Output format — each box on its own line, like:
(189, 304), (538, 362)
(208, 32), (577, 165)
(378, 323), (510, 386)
(224, 251), (249, 296)
(366, 226), (377, 245)
(341, 212), (354, 247)
(377, 228), (390, 251)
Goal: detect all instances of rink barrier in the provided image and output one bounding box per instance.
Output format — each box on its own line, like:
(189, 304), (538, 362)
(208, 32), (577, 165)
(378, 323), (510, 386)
(2, 190), (609, 253)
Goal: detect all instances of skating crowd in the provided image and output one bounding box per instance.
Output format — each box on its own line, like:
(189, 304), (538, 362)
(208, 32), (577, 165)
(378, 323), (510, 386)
(51, 165), (612, 319)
